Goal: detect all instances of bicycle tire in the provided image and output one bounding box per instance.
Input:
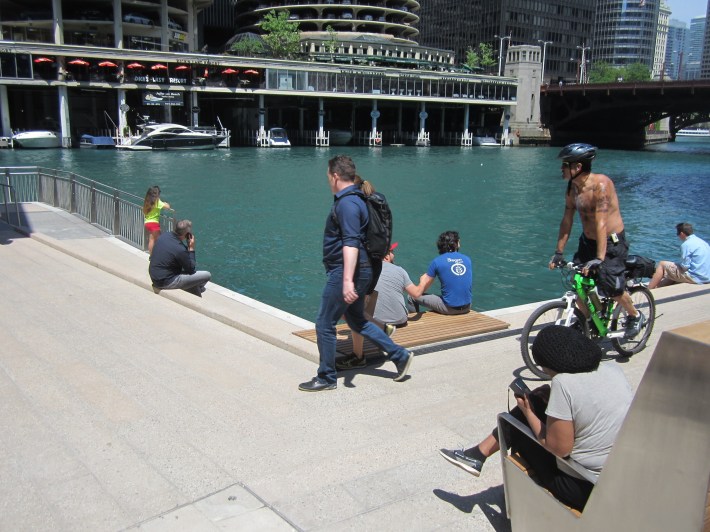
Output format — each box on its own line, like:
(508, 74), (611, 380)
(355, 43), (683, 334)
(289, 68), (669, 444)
(611, 286), (656, 356)
(520, 300), (590, 380)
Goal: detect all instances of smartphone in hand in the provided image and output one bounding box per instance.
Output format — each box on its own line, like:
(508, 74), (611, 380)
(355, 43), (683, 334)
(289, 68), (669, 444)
(509, 377), (531, 397)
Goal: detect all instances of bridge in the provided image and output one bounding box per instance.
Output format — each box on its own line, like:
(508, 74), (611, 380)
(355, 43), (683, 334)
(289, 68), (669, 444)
(540, 80), (710, 149)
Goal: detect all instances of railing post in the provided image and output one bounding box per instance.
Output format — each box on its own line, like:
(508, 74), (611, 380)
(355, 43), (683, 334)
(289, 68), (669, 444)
(90, 183), (97, 224)
(37, 169), (44, 203)
(69, 174), (77, 213)
(52, 170), (59, 208)
(113, 191), (120, 236)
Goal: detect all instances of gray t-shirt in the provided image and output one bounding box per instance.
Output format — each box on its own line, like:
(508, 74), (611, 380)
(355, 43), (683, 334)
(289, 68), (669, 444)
(546, 362), (632, 479)
(372, 261), (413, 325)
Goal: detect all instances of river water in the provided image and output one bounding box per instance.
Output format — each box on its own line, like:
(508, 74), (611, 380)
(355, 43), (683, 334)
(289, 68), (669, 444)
(3, 138), (709, 320)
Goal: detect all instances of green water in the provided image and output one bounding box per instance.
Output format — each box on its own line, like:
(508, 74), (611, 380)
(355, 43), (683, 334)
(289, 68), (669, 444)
(3, 138), (709, 320)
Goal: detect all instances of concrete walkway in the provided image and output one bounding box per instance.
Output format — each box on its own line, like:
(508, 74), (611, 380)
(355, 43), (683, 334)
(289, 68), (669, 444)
(1, 204), (709, 531)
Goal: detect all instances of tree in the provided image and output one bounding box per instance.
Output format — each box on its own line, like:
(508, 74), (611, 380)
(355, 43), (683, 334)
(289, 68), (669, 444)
(464, 43), (496, 73)
(588, 61), (617, 83)
(325, 25), (338, 55)
(229, 38), (266, 57)
(588, 61), (652, 83)
(622, 62), (651, 82)
(260, 10), (301, 59)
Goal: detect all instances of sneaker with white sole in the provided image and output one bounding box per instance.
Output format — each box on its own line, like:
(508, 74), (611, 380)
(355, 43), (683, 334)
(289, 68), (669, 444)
(384, 323), (397, 337)
(624, 311), (646, 338)
(336, 353), (367, 370)
(439, 448), (483, 476)
(393, 350), (413, 382)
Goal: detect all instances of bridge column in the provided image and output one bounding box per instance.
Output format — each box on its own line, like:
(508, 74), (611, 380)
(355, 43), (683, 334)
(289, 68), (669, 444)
(315, 98), (328, 146)
(256, 95), (268, 147)
(0, 85), (12, 137)
(57, 86), (71, 148)
(462, 105), (472, 146)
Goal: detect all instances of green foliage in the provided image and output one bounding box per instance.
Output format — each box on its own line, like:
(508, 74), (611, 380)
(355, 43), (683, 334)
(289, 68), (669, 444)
(229, 38), (266, 57)
(260, 10), (301, 59)
(588, 61), (651, 83)
(464, 43), (496, 72)
(325, 25), (338, 55)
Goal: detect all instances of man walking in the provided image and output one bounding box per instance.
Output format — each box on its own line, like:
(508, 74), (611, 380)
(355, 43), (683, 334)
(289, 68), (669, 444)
(648, 222), (710, 289)
(299, 155), (413, 392)
(550, 143), (644, 337)
(149, 219), (211, 297)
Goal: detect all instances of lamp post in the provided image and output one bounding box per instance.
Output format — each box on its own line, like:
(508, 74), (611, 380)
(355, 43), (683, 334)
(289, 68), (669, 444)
(494, 33), (511, 76)
(576, 43), (590, 83)
(537, 40), (552, 84)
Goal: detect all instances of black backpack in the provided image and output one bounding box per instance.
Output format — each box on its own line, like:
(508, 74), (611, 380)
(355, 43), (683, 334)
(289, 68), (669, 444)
(333, 189), (393, 261)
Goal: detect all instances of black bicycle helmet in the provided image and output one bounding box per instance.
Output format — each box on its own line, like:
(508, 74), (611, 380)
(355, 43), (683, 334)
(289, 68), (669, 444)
(557, 143), (597, 163)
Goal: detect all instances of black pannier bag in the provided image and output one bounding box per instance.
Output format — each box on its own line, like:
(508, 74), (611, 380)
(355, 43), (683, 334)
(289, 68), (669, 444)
(625, 255), (656, 279)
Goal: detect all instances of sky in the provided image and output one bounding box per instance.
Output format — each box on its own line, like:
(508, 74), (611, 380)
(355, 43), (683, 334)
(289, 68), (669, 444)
(664, 0), (708, 24)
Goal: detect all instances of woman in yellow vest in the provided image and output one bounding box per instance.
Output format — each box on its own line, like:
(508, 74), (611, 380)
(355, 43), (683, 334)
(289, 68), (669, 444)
(143, 186), (171, 255)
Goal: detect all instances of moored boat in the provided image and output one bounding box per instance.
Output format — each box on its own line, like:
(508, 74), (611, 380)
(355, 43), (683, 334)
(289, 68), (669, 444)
(677, 128), (710, 137)
(80, 134), (115, 149)
(472, 136), (500, 146)
(268, 127), (291, 148)
(328, 129), (352, 146)
(117, 123), (216, 151)
(12, 130), (61, 149)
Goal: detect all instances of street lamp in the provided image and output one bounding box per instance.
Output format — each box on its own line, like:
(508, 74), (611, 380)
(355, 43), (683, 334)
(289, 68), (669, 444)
(537, 40), (552, 84)
(494, 33), (511, 76)
(576, 43), (590, 83)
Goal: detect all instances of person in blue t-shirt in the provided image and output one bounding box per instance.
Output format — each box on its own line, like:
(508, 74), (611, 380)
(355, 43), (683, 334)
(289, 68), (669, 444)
(411, 231), (473, 314)
(648, 222), (710, 289)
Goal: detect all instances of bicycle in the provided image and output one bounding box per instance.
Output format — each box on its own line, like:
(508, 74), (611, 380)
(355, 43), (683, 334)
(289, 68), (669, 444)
(520, 258), (656, 380)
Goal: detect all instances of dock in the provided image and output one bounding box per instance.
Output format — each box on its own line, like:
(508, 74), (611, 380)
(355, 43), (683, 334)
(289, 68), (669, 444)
(1, 203), (709, 531)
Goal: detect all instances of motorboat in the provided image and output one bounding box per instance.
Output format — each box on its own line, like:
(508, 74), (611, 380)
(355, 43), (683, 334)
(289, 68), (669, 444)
(79, 134), (115, 149)
(328, 129), (352, 146)
(12, 130), (61, 148)
(117, 123), (217, 151)
(472, 136), (500, 146)
(676, 128), (710, 137)
(268, 127), (291, 147)
(193, 118), (231, 148)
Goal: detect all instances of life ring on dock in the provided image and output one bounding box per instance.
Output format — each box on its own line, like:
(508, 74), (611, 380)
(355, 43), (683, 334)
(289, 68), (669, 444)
(374, 137), (382, 145)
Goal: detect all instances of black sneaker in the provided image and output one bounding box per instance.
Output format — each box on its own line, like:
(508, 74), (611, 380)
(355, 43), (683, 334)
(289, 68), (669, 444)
(298, 377), (336, 392)
(393, 350), (413, 382)
(336, 353), (367, 370)
(439, 448), (483, 477)
(624, 311), (646, 338)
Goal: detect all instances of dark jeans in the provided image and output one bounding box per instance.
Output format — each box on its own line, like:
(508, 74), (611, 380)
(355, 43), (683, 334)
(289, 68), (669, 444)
(501, 386), (595, 512)
(315, 265), (409, 384)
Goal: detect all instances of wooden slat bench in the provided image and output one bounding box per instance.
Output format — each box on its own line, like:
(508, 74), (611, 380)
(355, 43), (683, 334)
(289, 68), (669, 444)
(293, 310), (509, 355)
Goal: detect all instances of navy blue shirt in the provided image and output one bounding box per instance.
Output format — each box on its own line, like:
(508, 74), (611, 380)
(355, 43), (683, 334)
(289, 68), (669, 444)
(149, 232), (196, 286)
(322, 184), (369, 270)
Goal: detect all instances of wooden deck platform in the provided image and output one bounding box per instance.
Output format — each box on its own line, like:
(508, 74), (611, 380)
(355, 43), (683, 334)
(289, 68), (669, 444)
(293, 311), (509, 356)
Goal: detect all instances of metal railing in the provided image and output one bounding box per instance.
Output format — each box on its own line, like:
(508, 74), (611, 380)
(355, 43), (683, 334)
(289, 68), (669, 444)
(0, 166), (174, 251)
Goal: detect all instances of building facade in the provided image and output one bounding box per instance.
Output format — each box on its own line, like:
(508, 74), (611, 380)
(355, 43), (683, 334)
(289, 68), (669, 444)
(418, 0), (596, 84)
(665, 19), (689, 80)
(653, 1), (671, 79)
(685, 15), (707, 80)
(592, 0), (661, 69)
(703, 1), (710, 79)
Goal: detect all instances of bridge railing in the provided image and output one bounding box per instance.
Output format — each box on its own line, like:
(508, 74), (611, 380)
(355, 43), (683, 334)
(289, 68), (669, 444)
(0, 166), (174, 251)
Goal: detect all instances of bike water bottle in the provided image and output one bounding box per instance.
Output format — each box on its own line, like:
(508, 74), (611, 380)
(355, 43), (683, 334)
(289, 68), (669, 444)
(589, 287), (602, 312)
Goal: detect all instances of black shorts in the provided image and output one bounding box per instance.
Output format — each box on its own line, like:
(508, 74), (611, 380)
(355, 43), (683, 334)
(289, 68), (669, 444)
(573, 231), (628, 297)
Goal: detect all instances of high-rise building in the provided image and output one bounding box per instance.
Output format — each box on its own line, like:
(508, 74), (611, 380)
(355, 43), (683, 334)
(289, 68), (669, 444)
(702, 1), (710, 79)
(685, 15), (707, 79)
(653, 1), (672, 79)
(593, 0), (661, 70)
(665, 19), (689, 80)
(418, 0), (595, 83)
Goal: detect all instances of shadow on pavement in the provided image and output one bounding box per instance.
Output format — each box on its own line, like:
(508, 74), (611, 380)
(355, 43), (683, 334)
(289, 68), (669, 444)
(433, 485), (511, 531)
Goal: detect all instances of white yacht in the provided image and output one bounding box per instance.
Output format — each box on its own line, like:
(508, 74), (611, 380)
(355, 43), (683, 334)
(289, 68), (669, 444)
(267, 127), (291, 148)
(12, 130), (61, 149)
(117, 123), (217, 150)
(677, 128), (710, 137)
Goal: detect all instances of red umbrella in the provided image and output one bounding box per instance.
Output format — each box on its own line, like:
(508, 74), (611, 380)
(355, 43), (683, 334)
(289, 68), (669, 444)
(126, 62), (145, 69)
(222, 68), (239, 74)
(243, 69), (259, 75)
(33, 57), (53, 63)
(69, 59), (90, 66)
(151, 64), (168, 70)
(175, 65), (190, 71)
(98, 61), (118, 68)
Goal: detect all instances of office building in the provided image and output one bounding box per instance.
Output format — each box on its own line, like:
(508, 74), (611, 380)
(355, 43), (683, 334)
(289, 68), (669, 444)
(685, 15), (706, 79)
(703, 1), (710, 78)
(593, 0), (660, 70)
(418, 0), (595, 83)
(665, 19), (689, 80)
(653, 1), (671, 79)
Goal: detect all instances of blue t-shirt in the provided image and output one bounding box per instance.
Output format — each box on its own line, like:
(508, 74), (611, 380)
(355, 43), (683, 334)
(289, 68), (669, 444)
(426, 251), (473, 307)
(681, 234), (710, 284)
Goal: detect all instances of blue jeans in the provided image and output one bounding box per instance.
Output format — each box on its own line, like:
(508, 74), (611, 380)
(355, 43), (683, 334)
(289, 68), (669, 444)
(315, 265), (409, 384)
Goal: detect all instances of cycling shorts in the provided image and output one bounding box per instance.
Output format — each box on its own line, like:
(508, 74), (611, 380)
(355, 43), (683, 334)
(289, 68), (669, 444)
(573, 231), (628, 297)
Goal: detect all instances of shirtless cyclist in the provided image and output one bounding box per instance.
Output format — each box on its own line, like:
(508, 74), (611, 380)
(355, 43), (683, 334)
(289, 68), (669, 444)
(549, 143), (644, 337)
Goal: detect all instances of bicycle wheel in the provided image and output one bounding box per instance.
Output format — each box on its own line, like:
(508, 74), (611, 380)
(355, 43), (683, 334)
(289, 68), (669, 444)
(611, 286), (656, 356)
(520, 301), (590, 380)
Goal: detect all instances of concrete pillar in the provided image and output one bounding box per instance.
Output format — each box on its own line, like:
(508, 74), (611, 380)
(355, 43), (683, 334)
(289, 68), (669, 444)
(419, 101), (427, 131)
(57, 86), (72, 148)
(463, 105), (470, 136)
(51, 0), (63, 44)
(258, 94), (265, 130)
(118, 89), (128, 135)
(187, 1), (196, 51)
(191, 92), (199, 127)
(0, 85), (12, 137)
(371, 100), (379, 132)
(160, 0), (169, 51)
(318, 98), (324, 131)
(113, 0), (123, 48)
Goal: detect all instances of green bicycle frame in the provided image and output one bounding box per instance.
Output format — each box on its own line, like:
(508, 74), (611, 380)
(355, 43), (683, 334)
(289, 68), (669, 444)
(571, 272), (615, 337)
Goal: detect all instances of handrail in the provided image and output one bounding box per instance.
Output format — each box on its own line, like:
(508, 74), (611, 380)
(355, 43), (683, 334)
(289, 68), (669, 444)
(0, 166), (175, 251)
(0, 182), (21, 227)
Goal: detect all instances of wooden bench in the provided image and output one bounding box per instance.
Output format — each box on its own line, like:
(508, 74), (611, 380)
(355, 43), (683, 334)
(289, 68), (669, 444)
(497, 319), (710, 531)
(292, 310), (509, 355)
